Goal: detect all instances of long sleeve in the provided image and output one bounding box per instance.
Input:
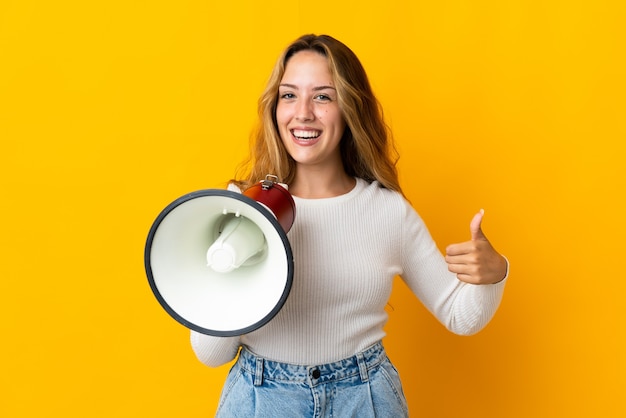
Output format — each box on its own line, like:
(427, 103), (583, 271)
(399, 200), (507, 335)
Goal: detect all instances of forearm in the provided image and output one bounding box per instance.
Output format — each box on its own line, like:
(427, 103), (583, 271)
(443, 276), (507, 335)
(190, 331), (241, 367)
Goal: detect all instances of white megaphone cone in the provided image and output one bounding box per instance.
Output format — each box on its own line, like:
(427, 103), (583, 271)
(144, 175), (295, 336)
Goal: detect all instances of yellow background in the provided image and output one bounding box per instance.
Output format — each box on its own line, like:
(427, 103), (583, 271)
(1, 0), (624, 416)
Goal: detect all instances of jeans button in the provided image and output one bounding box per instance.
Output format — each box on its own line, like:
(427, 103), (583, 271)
(312, 369), (321, 379)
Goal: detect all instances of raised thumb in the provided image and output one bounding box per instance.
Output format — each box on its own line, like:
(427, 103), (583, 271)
(470, 209), (486, 240)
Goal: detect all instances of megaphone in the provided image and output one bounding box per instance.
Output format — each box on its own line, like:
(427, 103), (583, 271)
(144, 175), (295, 336)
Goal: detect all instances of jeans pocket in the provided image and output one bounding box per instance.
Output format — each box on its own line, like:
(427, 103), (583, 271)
(216, 363), (246, 416)
(375, 358), (409, 416)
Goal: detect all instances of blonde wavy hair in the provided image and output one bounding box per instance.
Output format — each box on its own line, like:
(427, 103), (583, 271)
(232, 34), (402, 194)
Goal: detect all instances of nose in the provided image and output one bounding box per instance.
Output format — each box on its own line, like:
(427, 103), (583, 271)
(295, 99), (314, 122)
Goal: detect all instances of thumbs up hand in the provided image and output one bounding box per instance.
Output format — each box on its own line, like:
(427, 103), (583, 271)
(445, 210), (508, 285)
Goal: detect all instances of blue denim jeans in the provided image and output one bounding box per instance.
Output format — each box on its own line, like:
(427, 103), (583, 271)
(215, 341), (409, 417)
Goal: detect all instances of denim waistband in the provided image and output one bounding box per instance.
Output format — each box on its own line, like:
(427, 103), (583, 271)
(237, 341), (387, 387)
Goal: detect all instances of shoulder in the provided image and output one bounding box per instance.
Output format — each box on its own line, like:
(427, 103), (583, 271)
(359, 179), (428, 228)
(358, 178), (408, 207)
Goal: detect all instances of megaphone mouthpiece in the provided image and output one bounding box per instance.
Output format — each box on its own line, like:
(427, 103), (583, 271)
(206, 215), (266, 273)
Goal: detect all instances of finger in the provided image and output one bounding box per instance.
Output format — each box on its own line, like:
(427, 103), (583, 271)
(445, 252), (475, 264)
(454, 273), (480, 284)
(446, 262), (480, 284)
(470, 209), (486, 241)
(445, 241), (474, 256)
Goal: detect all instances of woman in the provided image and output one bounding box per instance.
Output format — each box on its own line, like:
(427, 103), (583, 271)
(191, 34), (509, 417)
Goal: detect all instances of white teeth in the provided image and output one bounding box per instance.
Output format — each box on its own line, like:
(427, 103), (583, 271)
(292, 129), (321, 139)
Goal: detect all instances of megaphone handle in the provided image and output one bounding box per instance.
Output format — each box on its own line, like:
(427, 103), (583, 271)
(261, 174), (279, 190)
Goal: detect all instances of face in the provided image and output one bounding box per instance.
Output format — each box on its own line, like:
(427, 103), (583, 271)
(276, 50), (346, 171)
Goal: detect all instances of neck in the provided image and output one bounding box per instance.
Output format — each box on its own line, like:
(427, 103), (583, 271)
(288, 166), (356, 199)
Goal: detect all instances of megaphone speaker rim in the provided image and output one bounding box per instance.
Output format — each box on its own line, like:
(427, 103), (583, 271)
(144, 189), (294, 336)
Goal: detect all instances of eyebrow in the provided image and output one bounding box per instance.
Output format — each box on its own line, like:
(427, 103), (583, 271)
(279, 83), (336, 91)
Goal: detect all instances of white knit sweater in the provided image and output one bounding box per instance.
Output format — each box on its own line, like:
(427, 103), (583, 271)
(191, 178), (507, 366)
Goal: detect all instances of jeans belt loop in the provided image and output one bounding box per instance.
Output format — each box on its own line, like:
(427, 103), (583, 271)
(254, 357), (264, 386)
(356, 352), (369, 383)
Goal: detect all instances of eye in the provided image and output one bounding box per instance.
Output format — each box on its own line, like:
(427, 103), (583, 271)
(314, 94), (332, 101)
(279, 92), (296, 100)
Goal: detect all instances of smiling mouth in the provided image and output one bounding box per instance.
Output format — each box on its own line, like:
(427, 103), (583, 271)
(291, 129), (321, 140)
